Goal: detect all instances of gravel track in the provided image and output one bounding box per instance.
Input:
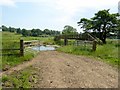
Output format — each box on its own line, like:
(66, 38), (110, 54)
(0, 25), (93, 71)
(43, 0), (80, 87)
(1, 51), (118, 88)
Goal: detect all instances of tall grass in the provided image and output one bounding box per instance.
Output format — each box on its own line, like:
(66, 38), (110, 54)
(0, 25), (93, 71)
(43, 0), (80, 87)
(1, 32), (56, 88)
(57, 39), (119, 67)
(2, 66), (36, 88)
(2, 31), (56, 70)
(22, 36), (55, 45)
(1, 32), (39, 70)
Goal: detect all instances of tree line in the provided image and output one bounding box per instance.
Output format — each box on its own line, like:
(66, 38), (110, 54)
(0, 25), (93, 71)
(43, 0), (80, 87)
(2, 9), (119, 44)
(2, 25), (79, 37)
(2, 25), (61, 37)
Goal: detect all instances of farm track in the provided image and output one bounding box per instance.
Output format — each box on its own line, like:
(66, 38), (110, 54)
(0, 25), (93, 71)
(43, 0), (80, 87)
(1, 51), (118, 88)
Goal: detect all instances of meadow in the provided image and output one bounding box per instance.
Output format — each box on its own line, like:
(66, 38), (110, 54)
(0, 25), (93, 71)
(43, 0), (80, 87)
(1, 32), (53, 88)
(1, 32), (54, 70)
(1, 31), (119, 88)
(57, 39), (119, 67)
(2, 31), (119, 70)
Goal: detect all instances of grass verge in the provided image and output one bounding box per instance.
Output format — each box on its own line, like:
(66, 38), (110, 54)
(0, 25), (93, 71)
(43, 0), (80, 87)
(2, 32), (41, 70)
(57, 39), (119, 67)
(2, 66), (38, 88)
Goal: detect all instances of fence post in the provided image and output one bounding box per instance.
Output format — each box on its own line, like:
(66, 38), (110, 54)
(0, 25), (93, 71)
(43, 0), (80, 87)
(92, 40), (97, 51)
(20, 39), (24, 56)
(64, 36), (68, 45)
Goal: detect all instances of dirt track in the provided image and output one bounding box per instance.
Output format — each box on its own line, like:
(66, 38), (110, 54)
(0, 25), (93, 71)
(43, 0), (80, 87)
(2, 51), (118, 88)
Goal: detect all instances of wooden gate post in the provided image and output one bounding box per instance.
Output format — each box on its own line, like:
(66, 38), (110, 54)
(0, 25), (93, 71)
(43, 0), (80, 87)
(64, 36), (68, 45)
(20, 39), (24, 56)
(92, 40), (97, 51)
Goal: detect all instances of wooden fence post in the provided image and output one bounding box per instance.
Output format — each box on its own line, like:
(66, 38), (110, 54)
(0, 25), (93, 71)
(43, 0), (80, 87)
(64, 36), (68, 45)
(20, 39), (24, 56)
(92, 40), (97, 51)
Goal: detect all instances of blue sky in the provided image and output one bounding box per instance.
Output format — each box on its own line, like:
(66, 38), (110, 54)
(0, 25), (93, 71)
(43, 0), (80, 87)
(1, 0), (120, 32)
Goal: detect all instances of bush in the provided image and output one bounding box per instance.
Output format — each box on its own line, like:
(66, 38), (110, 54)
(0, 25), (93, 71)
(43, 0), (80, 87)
(54, 36), (61, 42)
(2, 76), (9, 83)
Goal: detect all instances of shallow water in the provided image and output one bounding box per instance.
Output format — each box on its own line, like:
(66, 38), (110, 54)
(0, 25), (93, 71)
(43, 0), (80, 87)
(32, 45), (55, 51)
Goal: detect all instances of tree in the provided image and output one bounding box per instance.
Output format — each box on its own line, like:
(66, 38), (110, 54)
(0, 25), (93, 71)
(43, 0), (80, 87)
(52, 30), (60, 36)
(31, 29), (37, 36)
(21, 29), (30, 36)
(37, 29), (43, 35)
(77, 18), (92, 32)
(62, 25), (78, 35)
(117, 19), (120, 39)
(2, 25), (8, 31)
(55, 31), (61, 35)
(9, 27), (16, 32)
(43, 29), (51, 35)
(78, 9), (119, 44)
(16, 28), (21, 34)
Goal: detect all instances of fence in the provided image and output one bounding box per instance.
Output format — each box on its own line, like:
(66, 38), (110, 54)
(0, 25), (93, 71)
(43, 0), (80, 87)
(61, 35), (97, 51)
(1, 39), (24, 56)
(56, 33), (95, 41)
(75, 40), (97, 51)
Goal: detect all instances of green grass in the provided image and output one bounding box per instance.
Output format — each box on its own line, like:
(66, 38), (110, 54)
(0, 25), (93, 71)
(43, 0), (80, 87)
(2, 66), (37, 88)
(2, 50), (36, 70)
(55, 39), (76, 46)
(57, 39), (119, 67)
(1, 32), (43, 88)
(2, 32), (55, 45)
(1, 32), (55, 70)
(22, 36), (55, 45)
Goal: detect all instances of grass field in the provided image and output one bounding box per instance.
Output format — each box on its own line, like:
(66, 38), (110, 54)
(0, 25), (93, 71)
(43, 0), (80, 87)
(1, 31), (119, 88)
(57, 39), (119, 67)
(2, 32), (119, 69)
(1, 31), (56, 88)
(1, 32), (55, 70)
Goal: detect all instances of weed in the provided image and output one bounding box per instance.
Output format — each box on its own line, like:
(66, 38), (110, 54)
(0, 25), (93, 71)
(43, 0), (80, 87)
(2, 76), (9, 83)
(2, 67), (36, 88)
(2, 32), (39, 70)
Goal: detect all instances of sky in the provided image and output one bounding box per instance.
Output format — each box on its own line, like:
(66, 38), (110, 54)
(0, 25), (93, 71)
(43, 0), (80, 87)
(0, 0), (120, 32)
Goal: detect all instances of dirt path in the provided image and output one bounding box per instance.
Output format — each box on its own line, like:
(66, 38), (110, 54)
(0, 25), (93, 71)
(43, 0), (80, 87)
(1, 51), (118, 88)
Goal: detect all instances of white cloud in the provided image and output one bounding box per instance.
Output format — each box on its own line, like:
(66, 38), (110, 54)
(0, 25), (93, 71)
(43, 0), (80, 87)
(14, 0), (119, 9)
(55, 0), (119, 13)
(2, 0), (120, 31)
(2, 0), (119, 13)
(0, 0), (16, 6)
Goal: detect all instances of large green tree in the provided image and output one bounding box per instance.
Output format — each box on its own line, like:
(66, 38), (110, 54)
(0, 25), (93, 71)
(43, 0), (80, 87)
(78, 9), (119, 44)
(77, 18), (92, 32)
(62, 25), (78, 35)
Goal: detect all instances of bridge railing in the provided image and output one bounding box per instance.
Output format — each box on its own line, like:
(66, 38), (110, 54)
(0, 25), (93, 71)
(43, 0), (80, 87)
(54, 34), (97, 51)
(57, 34), (95, 40)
